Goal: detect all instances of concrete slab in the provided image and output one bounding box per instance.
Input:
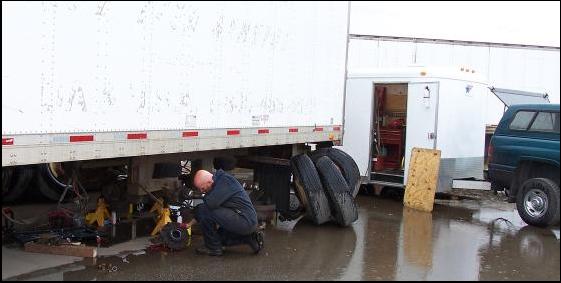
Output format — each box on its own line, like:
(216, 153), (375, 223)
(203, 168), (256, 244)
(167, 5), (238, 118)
(2, 246), (82, 280)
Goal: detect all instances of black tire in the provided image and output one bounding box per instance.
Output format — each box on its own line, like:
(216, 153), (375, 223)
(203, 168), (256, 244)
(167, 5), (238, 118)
(290, 154), (331, 225)
(315, 156), (358, 227)
(37, 163), (73, 202)
(516, 178), (560, 227)
(160, 222), (189, 250)
(2, 166), (33, 203)
(310, 148), (361, 198)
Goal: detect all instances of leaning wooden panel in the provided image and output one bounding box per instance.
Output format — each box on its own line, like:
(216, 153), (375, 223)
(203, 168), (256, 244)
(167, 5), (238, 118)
(403, 148), (441, 212)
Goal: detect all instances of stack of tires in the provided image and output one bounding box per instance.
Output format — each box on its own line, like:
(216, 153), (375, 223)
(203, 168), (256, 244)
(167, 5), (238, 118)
(290, 148), (360, 227)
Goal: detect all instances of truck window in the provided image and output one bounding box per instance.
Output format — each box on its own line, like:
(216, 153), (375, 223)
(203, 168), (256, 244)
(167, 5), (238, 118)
(529, 112), (560, 133)
(509, 111), (536, 131)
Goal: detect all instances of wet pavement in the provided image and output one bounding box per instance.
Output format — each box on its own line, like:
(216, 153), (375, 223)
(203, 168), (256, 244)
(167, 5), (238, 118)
(3, 194), (560, 281)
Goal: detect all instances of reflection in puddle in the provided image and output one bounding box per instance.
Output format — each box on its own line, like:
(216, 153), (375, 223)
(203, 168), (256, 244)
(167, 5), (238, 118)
(339, 212), (367, 281)
(358, 197), (559, 281)
(401, 207), (433, 269)
(396, 207), (488, 281)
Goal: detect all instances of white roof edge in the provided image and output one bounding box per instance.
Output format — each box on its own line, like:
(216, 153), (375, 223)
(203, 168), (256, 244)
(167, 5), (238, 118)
(348, 66), (488, 84)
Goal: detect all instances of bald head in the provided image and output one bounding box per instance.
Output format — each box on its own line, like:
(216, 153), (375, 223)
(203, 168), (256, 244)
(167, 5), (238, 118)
(193, 170), (214, 193)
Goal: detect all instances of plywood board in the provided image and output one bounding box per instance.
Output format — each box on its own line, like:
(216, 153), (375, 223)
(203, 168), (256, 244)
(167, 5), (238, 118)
(403, 148), (441, 212)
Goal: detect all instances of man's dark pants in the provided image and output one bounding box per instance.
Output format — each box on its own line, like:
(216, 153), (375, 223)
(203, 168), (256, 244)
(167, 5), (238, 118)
(195, 203), (256, 251)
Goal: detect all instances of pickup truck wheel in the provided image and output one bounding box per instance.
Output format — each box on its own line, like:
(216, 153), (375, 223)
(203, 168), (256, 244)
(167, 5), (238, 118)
(290, 154), (331, 225)
(516, 178), (560, 227)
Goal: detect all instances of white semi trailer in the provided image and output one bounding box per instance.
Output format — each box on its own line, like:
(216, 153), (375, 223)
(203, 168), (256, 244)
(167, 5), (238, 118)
(2, 1), (350, 211)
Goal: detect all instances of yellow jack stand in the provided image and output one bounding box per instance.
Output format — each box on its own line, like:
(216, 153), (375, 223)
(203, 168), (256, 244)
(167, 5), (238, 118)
(85, 197), (111, 227)
(151, 207), (171, 236)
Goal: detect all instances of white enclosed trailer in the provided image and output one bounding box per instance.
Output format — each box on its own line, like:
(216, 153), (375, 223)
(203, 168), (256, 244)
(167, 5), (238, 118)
(1, 2), (349, 203)
(341, 67), (489, 191)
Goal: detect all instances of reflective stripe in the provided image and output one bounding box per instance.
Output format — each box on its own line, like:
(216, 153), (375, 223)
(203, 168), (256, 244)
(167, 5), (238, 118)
(2, 138), (14, 145)
(70, 135), (94, 142)
(227, 130), (240, 136)
(127, 133), (147, 140)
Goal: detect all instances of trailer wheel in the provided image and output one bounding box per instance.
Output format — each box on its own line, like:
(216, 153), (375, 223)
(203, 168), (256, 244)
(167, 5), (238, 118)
(37, 163), (74, 202)
(290, 154), (331, 225)
(315, 156), (358, 227)
(311, 148), (361, 198)
(2, 166), (33, 203)
(161, 222), (189, 251)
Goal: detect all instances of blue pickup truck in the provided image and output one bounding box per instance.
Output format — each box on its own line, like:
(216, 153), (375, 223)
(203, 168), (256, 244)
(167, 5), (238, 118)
(488, 104), (560, 227)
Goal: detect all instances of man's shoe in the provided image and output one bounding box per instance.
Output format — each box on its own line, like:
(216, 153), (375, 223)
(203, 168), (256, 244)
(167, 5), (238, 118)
(247, 231), (264, 254)
(196, 246), (223, 256)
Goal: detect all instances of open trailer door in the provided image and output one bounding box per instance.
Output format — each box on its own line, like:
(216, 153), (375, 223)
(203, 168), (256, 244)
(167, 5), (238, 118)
(340, 79), (375, 179)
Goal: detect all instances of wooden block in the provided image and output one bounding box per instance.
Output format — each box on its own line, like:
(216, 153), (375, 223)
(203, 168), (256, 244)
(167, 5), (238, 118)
(24, 242), (97, 258)
(403, 148), (441, 212)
